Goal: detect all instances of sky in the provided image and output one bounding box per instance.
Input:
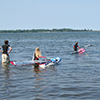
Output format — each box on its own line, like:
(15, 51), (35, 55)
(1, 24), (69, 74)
(0, 0), (100, 30)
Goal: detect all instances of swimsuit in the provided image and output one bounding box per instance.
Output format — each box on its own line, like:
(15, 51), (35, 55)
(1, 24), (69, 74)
(2, 44), (10, 63)
(74, 44), (79, 51)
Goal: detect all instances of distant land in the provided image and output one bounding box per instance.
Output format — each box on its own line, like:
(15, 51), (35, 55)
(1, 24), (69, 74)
(0, 28), (94, 33)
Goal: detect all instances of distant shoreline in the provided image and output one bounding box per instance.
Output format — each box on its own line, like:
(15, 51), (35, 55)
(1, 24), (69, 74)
(0, 28), (96, 33)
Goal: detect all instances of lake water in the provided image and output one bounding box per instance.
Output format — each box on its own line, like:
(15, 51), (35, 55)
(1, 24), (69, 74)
(0, 31), (100, 100)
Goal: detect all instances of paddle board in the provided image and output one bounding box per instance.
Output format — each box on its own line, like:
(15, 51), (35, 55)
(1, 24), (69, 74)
(69, 44), (92, 55)
(78, 48), (85, 54)
(35, 56), (61, 69)
(69, 48), (85, 55)
(10, 56), (61, 69)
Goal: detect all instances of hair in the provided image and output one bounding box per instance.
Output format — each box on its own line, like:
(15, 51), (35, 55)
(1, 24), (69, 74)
(4, 40), (8, 44)
(76, 42), (78, 44)
(35, 47), (42, 57)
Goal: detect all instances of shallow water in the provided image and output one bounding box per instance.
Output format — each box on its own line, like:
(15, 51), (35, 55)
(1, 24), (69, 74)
(0, 32), (100, 100)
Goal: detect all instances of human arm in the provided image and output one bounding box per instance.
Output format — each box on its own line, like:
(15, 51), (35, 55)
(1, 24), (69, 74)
(8, 46), (12, 53)
(0, 47), (3, 53)
(78, 46), (80, 49)
(32, 53), (35, 61)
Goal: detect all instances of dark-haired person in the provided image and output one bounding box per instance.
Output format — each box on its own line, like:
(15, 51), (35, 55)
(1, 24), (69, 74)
(0, 40), (12, 64)
(73, 42), (80, 51)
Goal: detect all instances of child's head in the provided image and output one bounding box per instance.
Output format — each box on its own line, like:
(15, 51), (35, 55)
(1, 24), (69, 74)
(76, 42), (78, 44)
(4, 40), (8, 44)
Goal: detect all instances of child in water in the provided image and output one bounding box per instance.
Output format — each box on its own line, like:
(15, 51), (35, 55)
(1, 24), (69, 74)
(32, 47), (42, 60)
(73, 42), (80, 51)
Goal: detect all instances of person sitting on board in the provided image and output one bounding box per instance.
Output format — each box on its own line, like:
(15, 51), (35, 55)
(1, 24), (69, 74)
(73, 42), (80, 51)
(32, 47), (42, 60)
(0, 40), (12, 64)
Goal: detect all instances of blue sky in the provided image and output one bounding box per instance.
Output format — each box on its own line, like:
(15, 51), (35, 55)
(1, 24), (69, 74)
(0, 0), (100, 30)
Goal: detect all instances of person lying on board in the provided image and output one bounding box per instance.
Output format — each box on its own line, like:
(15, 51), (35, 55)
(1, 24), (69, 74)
(0, 40), (12, 64)
(32, 47), (42, 60)
(73, 42), (80, 51)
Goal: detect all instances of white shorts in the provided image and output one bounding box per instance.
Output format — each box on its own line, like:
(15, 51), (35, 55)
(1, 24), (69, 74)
(2, 54), (10, 63)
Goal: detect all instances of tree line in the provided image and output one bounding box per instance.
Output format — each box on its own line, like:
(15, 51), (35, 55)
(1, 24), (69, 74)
(0, 28), (92, 33)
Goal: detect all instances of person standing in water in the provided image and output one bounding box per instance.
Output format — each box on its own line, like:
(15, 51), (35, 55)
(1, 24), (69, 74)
(0, 40), (12, 64)
(73, 42), (80, 51)
(32, 47), (42, 60)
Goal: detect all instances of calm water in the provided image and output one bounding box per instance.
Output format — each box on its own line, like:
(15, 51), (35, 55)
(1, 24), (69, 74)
(0, 32), (100, 100)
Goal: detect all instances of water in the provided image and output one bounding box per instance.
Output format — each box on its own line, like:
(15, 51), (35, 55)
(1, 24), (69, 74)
(0, 31), (100, 100)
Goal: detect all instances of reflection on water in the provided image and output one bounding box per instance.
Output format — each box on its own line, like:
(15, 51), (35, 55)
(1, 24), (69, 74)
(32, 64), (44, 100)
(33, 63), (41, 74)
(1, 64), (11, 98)
(32, 64), (57, 100)
(0, 32), (100, 99)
